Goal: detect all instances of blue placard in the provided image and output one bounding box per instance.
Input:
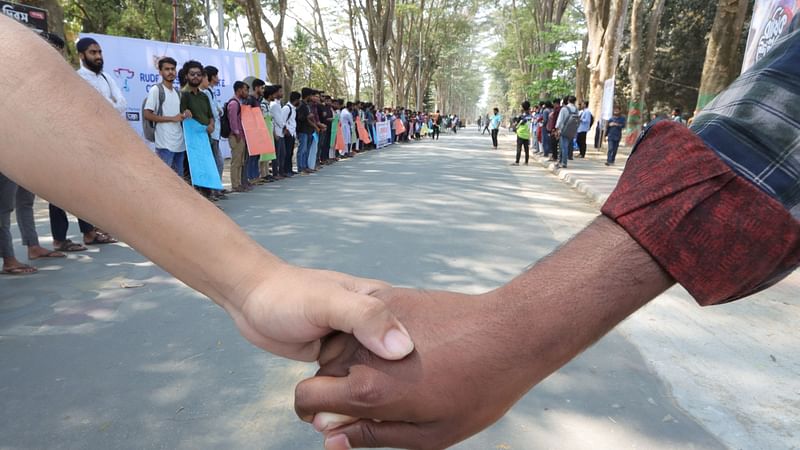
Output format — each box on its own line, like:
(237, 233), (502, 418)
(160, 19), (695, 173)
(183, 118), (223, 190)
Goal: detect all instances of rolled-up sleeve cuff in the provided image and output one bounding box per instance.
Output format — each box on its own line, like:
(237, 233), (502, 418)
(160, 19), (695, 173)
(601, 121), (800, 305)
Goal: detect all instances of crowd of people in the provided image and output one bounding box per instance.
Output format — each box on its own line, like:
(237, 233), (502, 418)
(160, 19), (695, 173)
(0, 35), (456, 276)
(495, 96), (694, 169)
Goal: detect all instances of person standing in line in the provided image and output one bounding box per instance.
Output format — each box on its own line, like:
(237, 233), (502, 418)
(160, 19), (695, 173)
(432, 110), (442, 140)
(282, 91), (300, 175)
(227, 81), (251, 192)
(605, 106), (627, 166)
(540, 101), (553, 159)
(340, 102), (355, 157)
(577, 101), (593, 159)
(546, 98), (562, 161)
(489, 108), (502, 149)
(318, 95), (333, 166)
(180, 60), (217, 200)
(266, 84), (286, 179)
(76, 37), (126, 116)
(202, 66), (226, 199)
(247, 79), (267, 182)
(0, 174), (66, 275)
(511, 101), (532, 166)
(295, 88), (316, 174)
(555, 95), (579, 168)
(144, 57), (188, 177)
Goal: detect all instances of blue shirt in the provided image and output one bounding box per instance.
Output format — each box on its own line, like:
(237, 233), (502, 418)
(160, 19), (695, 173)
(490, 114), (502, 130)
(578, 109), (593, 133)
(606, 115), (626, 141)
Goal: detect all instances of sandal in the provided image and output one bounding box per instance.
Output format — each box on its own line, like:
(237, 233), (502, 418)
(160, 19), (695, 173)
(29, 250), (66, 260)
(2, 265), (38, 275)
(55, 240), (87, 252)
(85, 233), (118, 245)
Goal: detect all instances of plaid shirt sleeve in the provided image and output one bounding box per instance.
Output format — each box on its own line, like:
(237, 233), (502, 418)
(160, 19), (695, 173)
(601, 27), (800, 306)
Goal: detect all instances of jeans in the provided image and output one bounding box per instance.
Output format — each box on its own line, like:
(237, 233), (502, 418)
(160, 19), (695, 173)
(491, 129), (498, 148)
(49, 204), (94, 242)
(156, 148), (186, 177)
(228, 135), (247, 189)
(560, 135), (572, 166)
(284, 135), (295, 174)
(0, 173), (40, 258)
(433, 125), (440, 140)
(607, 139), (621, 164)
(246, 154), (260, 180)
(577, 131), (588, 157)
(515, 137), (530, 164)
(273, 136), (285, 176)
(210, 139), (224, 182)
(297, 133), (312, 171)
(542, 130), (551, 157)
(308, 133), (319, 170)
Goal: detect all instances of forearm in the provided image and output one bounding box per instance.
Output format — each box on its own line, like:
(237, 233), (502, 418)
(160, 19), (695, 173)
(0, 19), (281, 311)
(493, 215), (674, 380)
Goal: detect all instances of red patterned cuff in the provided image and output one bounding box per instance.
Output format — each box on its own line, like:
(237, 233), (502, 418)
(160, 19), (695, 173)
(601, 121), (800, 305)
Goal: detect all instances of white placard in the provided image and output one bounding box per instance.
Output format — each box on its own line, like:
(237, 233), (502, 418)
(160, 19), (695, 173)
(375, 121), (392, 148)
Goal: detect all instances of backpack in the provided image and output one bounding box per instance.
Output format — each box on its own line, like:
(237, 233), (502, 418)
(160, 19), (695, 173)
(561, 105), (580, 139)
(220, 99), (239, 139)
(142, 84), (165, 143)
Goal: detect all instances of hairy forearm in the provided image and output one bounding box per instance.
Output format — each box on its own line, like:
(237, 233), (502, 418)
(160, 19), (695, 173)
(493, 215), (674, 380)
(0, 18), (281, 310)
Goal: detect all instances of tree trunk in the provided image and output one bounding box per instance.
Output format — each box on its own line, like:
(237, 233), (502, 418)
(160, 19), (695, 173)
(575, 34), (590, 104)
(584, 0), (630, 123)
(347, 0), (363, 99)
(626, 0), (665, 142)
(238, 0), (278, 83)
(695, 0), (749, 112)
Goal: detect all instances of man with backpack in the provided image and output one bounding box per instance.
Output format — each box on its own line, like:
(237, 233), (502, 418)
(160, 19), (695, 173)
(143, 57), (188, 176)
(577, 101), (593, 158)
(224, 81), (251, 192)
(556, 95), (580, 168)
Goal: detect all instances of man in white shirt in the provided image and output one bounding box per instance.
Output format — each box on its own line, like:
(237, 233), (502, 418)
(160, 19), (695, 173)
(75, 38), (126, 116)
(340, 103), (354, 157)
(267, 84), (287, 178)
(282, 91), (300, 177)
(143, 57), (189, 176)
(577, 101), (593, 158)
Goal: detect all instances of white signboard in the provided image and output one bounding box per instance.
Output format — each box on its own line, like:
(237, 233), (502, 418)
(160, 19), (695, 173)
(600, 77), (615, 121)
(375, 121), (392, 148)
(79, 33), (267, 156)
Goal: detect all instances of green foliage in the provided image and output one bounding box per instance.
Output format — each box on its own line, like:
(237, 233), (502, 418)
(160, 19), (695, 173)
(62, 0), (207, 44)
(285, 28), (345, 93)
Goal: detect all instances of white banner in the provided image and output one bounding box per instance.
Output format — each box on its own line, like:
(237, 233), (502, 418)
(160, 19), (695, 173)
(600, 77), (615, 120)
(79, 33), (268, 157)
(741, 0), (800, 73)
(375, 121), (392, 148)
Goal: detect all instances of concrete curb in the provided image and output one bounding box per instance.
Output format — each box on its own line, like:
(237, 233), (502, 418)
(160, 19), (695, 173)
(530, 153), (612, 207)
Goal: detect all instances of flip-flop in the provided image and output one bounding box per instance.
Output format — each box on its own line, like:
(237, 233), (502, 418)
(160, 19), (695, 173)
(55, 240), (87, 252)
(29, 250), (66, 260)
(84, 234), (118, 245)
(2, 265), (38, 275)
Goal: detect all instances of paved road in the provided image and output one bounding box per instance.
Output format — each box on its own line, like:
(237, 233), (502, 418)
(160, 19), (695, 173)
(1, 128), (790, 449)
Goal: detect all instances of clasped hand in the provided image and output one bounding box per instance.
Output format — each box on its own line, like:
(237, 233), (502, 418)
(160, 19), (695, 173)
(294, 288), (544, 450)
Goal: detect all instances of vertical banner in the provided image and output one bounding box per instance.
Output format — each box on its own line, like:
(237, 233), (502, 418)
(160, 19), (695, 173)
(356, 116), (372, 144)
(78, 33), (267, 158)
(375, 122), (392, 148)
(742, 0), (800, 73)
(183, 118), (223, 190)
(600, 77), (615, 121)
